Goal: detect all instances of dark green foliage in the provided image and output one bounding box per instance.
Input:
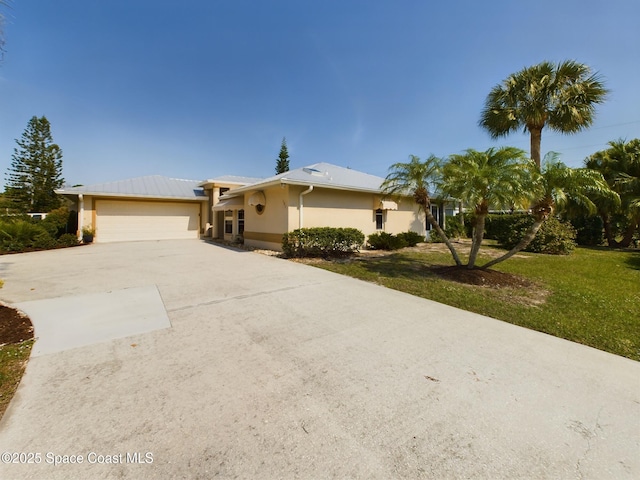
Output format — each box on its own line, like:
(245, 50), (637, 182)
(397, 231), (424, 247)
(443, 215), (466, 239)
(367, 232), (408, 250)
(496, 215), (577, 255)
(4, 116), (64, 213)
(56, 233), (79, 247)
(570, 215), (604, 246)
(0, 221), (51, 252)
(282, 227), (364, 257)
(0, 207), (79, 253)
(429, 216), (468, 243)
(275, 137), (290, 175)
(482, 213), (531, 240)
(40, 206), (72, 238)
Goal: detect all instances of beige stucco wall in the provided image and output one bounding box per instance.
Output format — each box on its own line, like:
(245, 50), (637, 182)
(242, 185), (290, 250)
(242, 184), (427, 251)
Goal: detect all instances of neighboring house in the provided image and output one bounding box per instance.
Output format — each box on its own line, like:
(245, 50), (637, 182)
(56, 176), (210, 243)
(56, 165), (452, 248)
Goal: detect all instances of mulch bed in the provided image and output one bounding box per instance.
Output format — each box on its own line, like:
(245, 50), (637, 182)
(0, 305), (34, 346)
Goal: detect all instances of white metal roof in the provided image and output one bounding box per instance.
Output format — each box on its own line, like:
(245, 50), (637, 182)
(56, 175), (208, 201)
(199, 175), (264, 187)
(227, 163), (386, 195)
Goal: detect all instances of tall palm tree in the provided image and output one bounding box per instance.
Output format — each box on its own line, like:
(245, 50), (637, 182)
(482, 153), (617, 269)
(586, 139), (640, 247)
(479, 60), (608, 169)
(441, 147), (535, 269)
(381, 155), (462, 266)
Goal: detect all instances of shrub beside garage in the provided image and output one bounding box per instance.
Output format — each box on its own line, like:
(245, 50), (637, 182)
(0, 207), (79, 254)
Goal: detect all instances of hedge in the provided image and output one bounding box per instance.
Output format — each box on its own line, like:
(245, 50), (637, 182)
(368, 231), (424, 250)
(282, 227), (364, 258)
(495, 215), (577, 255)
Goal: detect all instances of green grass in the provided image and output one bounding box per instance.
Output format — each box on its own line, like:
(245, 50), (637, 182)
(0, 340), (33, 419)
(314, 246), (640, 361)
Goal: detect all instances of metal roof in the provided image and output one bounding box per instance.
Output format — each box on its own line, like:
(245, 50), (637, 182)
(227, 162), (386, 195)
(199, 175), (264, 187)
(56, 175), (208, 201)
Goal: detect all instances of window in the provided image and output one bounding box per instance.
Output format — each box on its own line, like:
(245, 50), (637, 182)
(224, 209), (233, 234)
(238, 209), (245, 235)
(375, 209), (383, 230)
(426, 205), (440, 231)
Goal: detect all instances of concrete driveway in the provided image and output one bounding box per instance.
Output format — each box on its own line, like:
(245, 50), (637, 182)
(0, 240), (638, 479)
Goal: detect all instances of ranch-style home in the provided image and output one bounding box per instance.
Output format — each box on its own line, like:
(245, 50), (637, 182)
(57, 163), (453, 250)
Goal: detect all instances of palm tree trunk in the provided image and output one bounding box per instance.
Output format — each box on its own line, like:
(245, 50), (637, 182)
(426, 209), (462, 266)
(601, 212), (620, 247)
(619, 216), (640, 248)
(530, 126), (542, 170)
(467, 214), (486, 269)
(480, 217), (545, 269)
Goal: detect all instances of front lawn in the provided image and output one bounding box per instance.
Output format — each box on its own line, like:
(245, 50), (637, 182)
(311, 245), (640, 361)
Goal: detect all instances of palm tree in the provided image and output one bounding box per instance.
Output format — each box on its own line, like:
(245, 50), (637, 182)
(482, 153), (617, 269)
(479, 60), (608, 169)
(586, 139), (640, 247)
(381, 155), (462, 266)
(441, 147), (535, 269)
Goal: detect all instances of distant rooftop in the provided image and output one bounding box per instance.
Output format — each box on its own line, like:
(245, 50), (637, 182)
(56, 175), (208, 200)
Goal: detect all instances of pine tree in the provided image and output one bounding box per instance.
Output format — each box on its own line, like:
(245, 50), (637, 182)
(5, 116), (64, 213)
(275, 137), (290, 174)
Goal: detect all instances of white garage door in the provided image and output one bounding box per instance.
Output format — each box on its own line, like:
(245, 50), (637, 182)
(96, 200), (201, 242)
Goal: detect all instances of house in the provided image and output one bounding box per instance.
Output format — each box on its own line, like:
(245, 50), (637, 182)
(201, 162), (440, 251)
(57, 164), (452, 248)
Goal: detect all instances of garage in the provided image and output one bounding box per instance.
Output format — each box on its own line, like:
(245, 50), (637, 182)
(96, 199), (201, 243)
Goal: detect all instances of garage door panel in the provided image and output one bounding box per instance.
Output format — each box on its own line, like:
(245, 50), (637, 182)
(96, 200), (200, 242)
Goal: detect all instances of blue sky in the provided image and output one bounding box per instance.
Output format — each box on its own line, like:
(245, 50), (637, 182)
(1, 0), (639, 186)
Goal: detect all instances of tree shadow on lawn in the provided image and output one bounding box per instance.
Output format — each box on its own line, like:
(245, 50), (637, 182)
(353, 253), (534, 288)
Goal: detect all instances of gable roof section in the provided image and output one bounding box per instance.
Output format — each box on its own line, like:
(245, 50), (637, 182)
(56, 175), (208, 201)
(226, 162), (385, 195)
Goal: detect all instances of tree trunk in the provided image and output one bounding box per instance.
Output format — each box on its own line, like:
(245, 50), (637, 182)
(618, 216), (640, 248)
(467, 214), (486, 269)
(530, 126), (542, 170)
(426, 209), (462, 266)
(601, 212), (620, 247)
(481, 217), (545, 269)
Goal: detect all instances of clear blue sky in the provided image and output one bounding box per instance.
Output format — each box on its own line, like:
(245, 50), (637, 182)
(1, 0), (639, 186)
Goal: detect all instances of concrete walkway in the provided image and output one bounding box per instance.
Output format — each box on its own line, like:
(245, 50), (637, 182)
(0, 240), (637, 479)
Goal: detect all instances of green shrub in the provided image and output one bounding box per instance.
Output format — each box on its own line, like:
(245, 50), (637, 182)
(368, 232), (408, 250)
(428, 215), (467, 243)
(570, 215), (604, 246)
(427, 229), (444, 243)
(444, 215), (467, 239)
(282, 227), (364, 258)
(482, 213), (530, 240)
(397, 231), (424, 247)
(0, 221), (52, 252)
(497, 215), (577, 255)
(57, 233), (79, 247)
(40, 207), (72, 238)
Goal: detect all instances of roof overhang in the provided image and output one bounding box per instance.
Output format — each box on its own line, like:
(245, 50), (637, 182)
(213, 197), (245, 210)
(55, 191), (209, 202)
